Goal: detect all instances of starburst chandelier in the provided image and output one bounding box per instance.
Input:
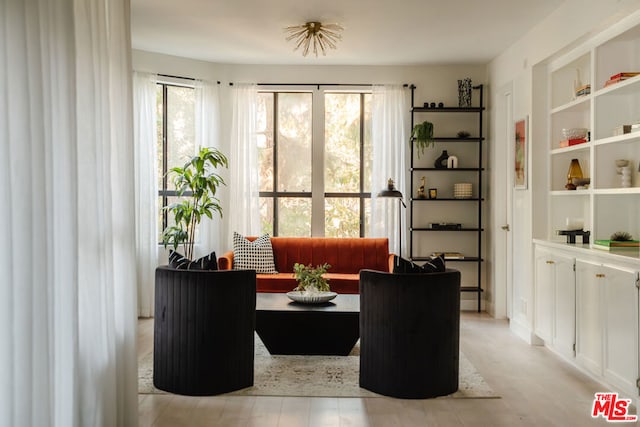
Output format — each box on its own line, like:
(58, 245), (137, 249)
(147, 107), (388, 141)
(284, 22), (343, 57)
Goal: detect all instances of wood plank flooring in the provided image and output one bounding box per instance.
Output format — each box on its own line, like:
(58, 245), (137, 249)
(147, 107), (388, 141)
(138, 313), (634, 426)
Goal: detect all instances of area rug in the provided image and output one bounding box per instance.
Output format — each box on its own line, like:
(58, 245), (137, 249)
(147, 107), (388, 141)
(139, 335), (498, 398)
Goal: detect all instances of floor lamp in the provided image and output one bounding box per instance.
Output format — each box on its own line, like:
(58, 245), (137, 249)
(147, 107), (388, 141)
(377, 181), (406, 261)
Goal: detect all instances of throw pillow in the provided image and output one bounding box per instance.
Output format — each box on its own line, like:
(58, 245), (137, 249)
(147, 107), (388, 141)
(232, 232), (278, 274)
(168, 250), (218, 270)
(392, 255), (446, 273)
(421, 254), (446, 273)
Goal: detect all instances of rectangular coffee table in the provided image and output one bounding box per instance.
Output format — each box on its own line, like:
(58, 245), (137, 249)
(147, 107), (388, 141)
(255, 293), (360, 356)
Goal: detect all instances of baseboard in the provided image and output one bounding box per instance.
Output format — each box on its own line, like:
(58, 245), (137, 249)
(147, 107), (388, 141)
(509, 316), (542, 345)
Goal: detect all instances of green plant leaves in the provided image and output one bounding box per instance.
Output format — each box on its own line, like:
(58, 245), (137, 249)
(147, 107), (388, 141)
(161, 146), (229, 259)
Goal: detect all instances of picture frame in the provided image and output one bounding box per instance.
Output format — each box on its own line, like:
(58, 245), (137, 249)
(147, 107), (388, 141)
(514, 117), (528, 189)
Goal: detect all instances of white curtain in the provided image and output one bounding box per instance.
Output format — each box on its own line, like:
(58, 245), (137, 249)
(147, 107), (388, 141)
(195, 80), (225, 256)
(228, 84), (261, 240)
(133, 71), (158, 318)
(1, 0), (138, 425)
(371, 85), (410, 258)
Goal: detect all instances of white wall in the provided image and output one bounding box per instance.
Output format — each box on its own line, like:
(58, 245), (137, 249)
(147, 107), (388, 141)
(133, 50), (488, 308)
(487, 0), (640, 338)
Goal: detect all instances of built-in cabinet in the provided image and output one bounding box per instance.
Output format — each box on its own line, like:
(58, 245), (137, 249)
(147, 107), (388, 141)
(534, 246), (575, 360)
(534, 242), (640, 400)
(532, 15), (640, 402)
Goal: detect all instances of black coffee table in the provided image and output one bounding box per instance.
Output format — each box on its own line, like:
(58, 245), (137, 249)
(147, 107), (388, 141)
(255, 293), (360, 356)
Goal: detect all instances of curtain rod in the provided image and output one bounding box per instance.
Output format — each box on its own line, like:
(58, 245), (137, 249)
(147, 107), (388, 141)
(158, 73), (221, 84)
(229, 83), (411, 88)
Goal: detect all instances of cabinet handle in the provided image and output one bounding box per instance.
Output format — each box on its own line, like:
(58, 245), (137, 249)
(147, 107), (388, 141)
(596, 273), (605, 278)
(546, 260), (555, 264)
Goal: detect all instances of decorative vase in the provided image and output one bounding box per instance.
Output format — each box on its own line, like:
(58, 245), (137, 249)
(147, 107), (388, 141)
(458, 78), (472, 107)
(435, 150), (449, 169)
(565, 158), (583, 190)
(447, 156), (458, 169)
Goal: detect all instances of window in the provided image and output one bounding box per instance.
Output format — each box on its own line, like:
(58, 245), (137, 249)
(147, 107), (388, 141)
(156, 82), (196, 241)
(257, 89), (372, 237)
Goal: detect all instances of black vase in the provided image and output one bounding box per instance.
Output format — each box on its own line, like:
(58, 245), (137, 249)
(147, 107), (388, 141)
(434, 150), (449, 169)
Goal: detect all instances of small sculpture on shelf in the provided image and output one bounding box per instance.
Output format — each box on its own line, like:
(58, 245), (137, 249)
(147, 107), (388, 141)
(417, 176), (427, 199)
(458, 78), (472, 107)
(434, 150), (449, 169)
(565, 158), (583, 190)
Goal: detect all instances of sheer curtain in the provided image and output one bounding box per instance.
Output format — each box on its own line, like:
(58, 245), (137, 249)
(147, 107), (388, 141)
(194, 80), (225, 256)
(370, 85), (410, 258)
(228, 84), (261, 240)
(133, 71), (158, 318)
(1, 0), (138, 425)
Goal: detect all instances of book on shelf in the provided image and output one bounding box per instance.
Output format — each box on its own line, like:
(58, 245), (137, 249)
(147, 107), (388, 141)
(559, 138), (587, 148)
(431, 252), (465, 259)
(604, 73), (640, 87)
(593, 240), (640, 251)
(609, 72), (640, 80)
(574, 84), (591, 97)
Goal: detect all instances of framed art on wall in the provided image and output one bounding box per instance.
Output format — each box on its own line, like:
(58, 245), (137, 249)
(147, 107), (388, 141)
(514, 117), (527, 189)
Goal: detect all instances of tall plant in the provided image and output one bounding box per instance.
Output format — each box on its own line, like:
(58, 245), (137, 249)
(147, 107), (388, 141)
(161, 147), (228, 260)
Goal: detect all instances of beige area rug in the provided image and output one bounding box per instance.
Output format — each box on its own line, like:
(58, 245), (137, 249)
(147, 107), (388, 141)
(139, 335), (498, 399)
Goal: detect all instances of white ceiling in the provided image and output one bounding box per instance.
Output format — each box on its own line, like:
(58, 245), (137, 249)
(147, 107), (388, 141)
(131, 0), (564, 66)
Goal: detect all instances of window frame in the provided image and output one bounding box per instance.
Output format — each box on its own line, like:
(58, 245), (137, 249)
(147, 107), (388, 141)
(258, 86), (372, 237)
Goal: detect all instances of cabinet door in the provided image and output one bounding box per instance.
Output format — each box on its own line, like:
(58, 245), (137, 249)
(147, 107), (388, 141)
(576, 260), (603, 376)
(553, 253), (576, 359)
(602, 265), (639, 397)
(534, 248), (555, 342)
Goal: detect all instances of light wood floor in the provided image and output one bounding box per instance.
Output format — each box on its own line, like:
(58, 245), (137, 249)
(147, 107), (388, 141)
(138, 313), (633, 426)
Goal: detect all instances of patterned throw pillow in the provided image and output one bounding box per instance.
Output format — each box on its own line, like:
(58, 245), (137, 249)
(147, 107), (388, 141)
(392, 255), (445, 273)
(168, 250), (218, 270)
(232, 232), (278, 274)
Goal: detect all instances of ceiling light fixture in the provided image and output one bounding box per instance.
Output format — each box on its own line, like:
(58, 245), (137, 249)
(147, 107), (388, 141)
(284, 22), (343, 57)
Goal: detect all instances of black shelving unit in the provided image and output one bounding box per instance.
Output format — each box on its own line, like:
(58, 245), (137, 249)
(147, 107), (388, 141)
(409, 84), (485, 312)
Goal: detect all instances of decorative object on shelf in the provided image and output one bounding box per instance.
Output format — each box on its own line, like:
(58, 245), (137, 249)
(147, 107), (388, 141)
(430, 223), (462, 230)
(417, 176), (427, 199)
(565, 158), (583, 190)
(438, 102), (444, 108)
(615, 159), (631, 187)
(453, 183), (473, 199)
(556, 229), (590, 244)
(293, 262), (331, 293)
(572, 177), (590, 189)
(434, 150), (449, 168)
(562, 128), (588, 140)
(613, 125), (632, 136)
(161, 146), (228, 261)
(514, 117), (527, 189)
(428, 188), (437, 199)
(377, 183), (406, 259)
(430, 102), (436, 108)
(565, 217), (584, 231)
(457, 78), (472, 107)
(284, 22), (343, 57)
(410, 121), (435, 158)
(573, 69), (583, 98)
(457, 130), (470, 138)
(447, 156), (459, 169)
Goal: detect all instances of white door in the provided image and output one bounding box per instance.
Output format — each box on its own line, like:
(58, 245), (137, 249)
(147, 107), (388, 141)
(491, 83), (513, 319)
(576, 260), (603, 376)
(553, 252), (576, 360)
(534, 247), (554, 342)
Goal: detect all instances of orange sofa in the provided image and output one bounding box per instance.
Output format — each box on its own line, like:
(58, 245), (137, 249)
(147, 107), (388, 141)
(218, 237), (394, 294)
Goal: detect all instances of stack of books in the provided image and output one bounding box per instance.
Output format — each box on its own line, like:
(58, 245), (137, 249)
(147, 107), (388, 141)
(559, 138), (587, 148)
(575, 84), (591, 97)
(593, 240), (640, 251)
(604, 72), (640, 87)
(431, 252), (465, 259)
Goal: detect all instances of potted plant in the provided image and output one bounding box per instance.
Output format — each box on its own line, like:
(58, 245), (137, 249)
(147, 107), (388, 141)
(410, 121), (435, 158)
(161, 146), (228, 261)
(293, 263), (331, 293)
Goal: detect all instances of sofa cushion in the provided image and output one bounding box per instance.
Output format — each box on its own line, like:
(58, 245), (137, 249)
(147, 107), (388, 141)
(168, 250), (218, 270)
(233, 232), (278, 274)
